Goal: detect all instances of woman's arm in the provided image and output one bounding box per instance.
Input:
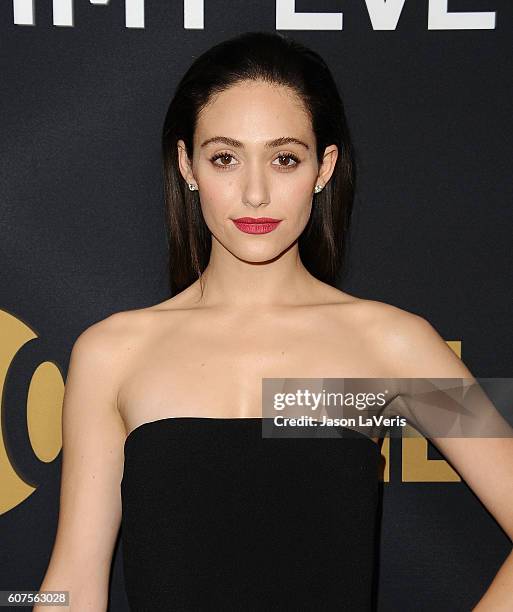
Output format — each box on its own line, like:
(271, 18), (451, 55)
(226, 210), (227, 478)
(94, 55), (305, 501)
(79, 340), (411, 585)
(374, 306), (513, 610)
(34, 315), (128, 611)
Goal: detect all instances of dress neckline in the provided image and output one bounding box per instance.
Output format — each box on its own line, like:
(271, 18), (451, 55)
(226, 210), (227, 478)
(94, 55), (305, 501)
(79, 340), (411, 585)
(123, 416), (380, 452)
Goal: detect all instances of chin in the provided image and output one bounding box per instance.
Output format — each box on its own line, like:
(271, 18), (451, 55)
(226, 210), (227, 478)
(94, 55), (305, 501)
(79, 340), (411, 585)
(232, 244), (292, 264)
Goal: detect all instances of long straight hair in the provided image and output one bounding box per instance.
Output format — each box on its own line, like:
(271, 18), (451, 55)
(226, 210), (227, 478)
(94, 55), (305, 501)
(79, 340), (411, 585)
(162, 31), (356, 296)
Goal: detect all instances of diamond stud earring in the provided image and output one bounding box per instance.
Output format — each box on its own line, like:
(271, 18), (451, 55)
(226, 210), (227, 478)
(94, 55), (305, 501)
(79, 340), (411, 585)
(188, 183), (198, 191)
(314, 184), (324, 194)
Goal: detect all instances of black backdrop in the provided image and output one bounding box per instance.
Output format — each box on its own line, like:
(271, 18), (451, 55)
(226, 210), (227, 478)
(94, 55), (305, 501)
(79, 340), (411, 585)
(1, 1), (512, 610)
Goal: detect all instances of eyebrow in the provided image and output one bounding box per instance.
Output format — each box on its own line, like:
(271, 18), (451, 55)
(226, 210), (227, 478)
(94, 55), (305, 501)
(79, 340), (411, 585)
(200, 136), (310, 150)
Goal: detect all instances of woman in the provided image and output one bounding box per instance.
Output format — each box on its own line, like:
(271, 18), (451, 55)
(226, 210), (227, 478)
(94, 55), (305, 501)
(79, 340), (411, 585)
(37, 31), (513, 611)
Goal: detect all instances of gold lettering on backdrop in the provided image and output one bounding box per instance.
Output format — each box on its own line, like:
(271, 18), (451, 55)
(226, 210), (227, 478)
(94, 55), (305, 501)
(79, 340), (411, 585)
(0, 309), (64, 515)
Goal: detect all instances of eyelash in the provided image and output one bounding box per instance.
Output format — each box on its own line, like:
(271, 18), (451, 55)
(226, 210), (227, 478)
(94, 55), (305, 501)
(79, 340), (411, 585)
(209, 151), (301, 171)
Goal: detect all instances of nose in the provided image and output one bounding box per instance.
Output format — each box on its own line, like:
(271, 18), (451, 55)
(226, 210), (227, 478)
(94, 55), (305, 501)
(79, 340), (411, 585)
(241, 162), (270, 209)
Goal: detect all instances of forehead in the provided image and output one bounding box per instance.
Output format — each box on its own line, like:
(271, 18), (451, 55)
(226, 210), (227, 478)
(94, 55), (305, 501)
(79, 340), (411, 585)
(195, 80), (313, 143)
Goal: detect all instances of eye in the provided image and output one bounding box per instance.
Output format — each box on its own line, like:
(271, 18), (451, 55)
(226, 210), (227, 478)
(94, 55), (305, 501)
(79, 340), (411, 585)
(272, 152), (300, 170)
(210, 152), (238, 169)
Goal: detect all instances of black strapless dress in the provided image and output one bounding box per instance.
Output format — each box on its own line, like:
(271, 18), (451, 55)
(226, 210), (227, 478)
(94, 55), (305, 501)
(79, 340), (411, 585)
(121, 417), (381, 611)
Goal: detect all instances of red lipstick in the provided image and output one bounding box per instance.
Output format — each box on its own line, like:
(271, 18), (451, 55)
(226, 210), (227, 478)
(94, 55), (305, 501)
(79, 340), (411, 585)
(232, 216), (282, 235)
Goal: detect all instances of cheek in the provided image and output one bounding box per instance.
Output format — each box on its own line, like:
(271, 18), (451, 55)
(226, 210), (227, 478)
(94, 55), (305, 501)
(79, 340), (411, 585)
(279, 168), (315, 197)
(197, 184), (233, 228)
(193, 164), (234, 221)
(282, 177), (314, 224)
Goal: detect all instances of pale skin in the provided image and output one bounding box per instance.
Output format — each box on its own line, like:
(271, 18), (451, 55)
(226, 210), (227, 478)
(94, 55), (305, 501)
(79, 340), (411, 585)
(36, 80), (513, 610)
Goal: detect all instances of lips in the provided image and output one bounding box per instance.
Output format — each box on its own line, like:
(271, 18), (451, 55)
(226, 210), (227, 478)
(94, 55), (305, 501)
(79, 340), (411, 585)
(232, 217), (282, 235)
(233, 217), (281, 223)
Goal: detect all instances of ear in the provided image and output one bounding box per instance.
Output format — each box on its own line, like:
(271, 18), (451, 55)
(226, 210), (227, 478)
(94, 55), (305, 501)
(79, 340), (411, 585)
(177, 139), (196, 185)
(315, 144), (338, 189)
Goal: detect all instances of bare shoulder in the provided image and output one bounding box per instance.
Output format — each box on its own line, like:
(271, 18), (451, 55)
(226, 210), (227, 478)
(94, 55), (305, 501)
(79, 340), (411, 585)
(348, 298), (473, 378)
(72, 310), (142, 366)
(77, 292), (216, 387)
(345, 297), (429, 335)
(70, 308), (158, 401)
(74, 309), (138, 352)
(325, 292), (423, 330)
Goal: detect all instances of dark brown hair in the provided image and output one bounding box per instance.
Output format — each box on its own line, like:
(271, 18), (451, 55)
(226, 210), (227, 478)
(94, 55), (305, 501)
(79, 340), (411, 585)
(162, 31), (356, 295)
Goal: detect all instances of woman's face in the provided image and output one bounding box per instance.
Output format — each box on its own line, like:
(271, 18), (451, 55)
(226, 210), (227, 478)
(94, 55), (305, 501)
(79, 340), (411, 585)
(177, 80), (337, 263)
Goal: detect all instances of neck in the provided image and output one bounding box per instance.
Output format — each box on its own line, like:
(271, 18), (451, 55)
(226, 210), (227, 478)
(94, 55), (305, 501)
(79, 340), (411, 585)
(188, 238), (320, 309)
